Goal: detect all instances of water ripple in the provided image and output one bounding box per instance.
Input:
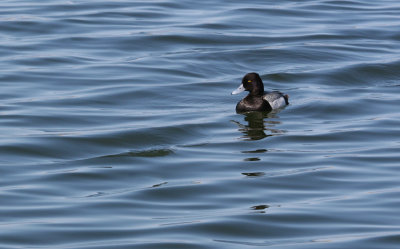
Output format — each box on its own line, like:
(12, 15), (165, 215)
(1, 0), (400, 248)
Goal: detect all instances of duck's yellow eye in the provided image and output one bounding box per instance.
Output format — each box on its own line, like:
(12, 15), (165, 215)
(248, 80), (252, 83)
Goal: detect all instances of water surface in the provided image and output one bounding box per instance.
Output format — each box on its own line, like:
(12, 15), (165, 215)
(1, 0), (400, 248)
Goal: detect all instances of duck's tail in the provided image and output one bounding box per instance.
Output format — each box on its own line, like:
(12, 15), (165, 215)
(283, 94), (289, 105)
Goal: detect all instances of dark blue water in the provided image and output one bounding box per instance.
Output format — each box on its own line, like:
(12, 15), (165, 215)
(1, 1), (400, 248)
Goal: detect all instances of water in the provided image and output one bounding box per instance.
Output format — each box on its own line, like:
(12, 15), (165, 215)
(1, 1), (400, 248)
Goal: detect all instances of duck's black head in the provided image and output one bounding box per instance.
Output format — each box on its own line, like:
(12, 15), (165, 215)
(232, 72), (265, 96)
(242, 73), (264, 95)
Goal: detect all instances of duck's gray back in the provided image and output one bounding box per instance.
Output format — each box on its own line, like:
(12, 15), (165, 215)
(263, 91), (284, 103)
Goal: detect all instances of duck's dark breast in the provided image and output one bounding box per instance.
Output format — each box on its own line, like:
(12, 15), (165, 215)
(236, 96), (272, 113)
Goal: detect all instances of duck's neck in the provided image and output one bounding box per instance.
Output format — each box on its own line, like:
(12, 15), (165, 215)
(250, 89), (264, 96)
(250, 84), (264, 96)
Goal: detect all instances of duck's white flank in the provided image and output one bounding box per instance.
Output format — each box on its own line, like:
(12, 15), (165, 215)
(269, 96), (287, 109)
(263, 91), (287, 109)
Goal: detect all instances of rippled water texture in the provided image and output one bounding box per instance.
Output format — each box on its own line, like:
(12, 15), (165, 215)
(1, 1), (400, 248)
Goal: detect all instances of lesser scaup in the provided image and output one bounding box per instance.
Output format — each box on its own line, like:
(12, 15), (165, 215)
(231, 72), (289, 113)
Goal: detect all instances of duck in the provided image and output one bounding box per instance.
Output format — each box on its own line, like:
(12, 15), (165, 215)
(231, 72), (289, 113)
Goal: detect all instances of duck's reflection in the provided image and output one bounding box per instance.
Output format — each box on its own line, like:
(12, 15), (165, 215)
(250, 204), (270, 214)
(232, 111), (286, 176)
(242, 172), (265, 177)
(232, 111), (285, 141)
